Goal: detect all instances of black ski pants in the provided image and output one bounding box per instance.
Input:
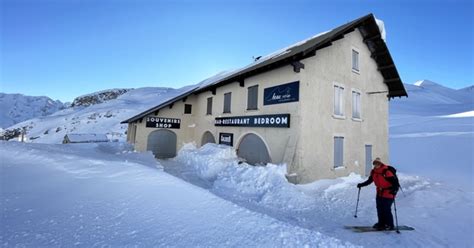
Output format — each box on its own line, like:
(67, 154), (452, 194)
(376, 196), (394, 228)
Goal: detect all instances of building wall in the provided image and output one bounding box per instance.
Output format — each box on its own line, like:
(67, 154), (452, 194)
(296, 29), (388, 183)
(132, 96), (199, 153)
(129, 29), (389, 183)
(192, 65), (302, 165)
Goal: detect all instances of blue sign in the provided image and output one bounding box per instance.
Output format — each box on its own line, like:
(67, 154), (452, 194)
(263, 81), (300, 105)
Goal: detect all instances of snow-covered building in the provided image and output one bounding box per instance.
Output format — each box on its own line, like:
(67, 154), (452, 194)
(63, 133), (109, 144)
(122, 13), (407, 183)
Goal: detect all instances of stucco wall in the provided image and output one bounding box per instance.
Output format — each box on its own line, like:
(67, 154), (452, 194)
(132, 96), (199, 153)
(296, 29), (388, 183)
(192, 65), (302, 165)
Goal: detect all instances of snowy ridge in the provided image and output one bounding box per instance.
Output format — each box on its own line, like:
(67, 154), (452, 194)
(0, 93), (66, 128)
(5, 86), (182, 143)
(407, 79), (473, 104)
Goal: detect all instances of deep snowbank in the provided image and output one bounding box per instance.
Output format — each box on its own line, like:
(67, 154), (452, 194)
(0, 141), (356, 247)
(166, 143), (473, 247)
(175, 143), (317, 211)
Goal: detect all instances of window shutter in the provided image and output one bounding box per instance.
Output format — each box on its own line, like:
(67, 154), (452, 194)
(247, 85), (258, 110)
(334, 137), (344, 167)
(352, 91), (361, 119)
(207, 97), (212, 115)
(352, 50), (359, 71)
(334, 86), (339, 115)
(334, 86), (344, 116)
(224, 93), (231, 113)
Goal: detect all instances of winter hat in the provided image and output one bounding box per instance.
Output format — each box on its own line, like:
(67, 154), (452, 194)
(372, 157), (383, 165)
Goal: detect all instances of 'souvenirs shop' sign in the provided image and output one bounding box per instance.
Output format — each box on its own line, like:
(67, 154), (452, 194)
(146, 117), (181, 129)
(264, 81), (299, 105)
(215, 114), (290, 128)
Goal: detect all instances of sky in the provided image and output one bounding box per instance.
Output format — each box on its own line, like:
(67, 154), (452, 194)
(1, 0), (473, 102)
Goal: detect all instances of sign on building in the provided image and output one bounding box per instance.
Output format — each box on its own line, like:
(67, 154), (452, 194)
(146, 117), (181, 129)
(219, 133), (234, 146)
(215, 114), (290, 128)
(263, 81), (300, 105)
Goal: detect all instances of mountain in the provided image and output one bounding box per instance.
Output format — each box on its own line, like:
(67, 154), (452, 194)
(459, 85), (474, 94)
(390, 80), (473, 116)
(2, 86), (190, 143)
(410, 79), (473, 104)
(0, 93), (67, 128)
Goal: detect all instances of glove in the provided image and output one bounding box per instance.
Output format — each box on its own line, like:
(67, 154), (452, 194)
(390, 189), (398, 195)
(357, 183), (362, 188)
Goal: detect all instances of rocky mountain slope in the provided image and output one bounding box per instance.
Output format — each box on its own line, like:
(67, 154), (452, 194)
(0, 93), (67, 129)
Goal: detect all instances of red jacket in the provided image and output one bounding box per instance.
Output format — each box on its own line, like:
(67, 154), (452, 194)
(371, 164), (396, 199)
(359, 163), (397, 199)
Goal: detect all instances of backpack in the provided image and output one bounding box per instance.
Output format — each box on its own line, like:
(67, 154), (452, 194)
(383, 166), (400, 192)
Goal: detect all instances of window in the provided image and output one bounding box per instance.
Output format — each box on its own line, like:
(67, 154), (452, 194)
(334, 137), (344, 168)
(334, 85), (344, 116)
(352, 49), (359, 72)
(223, 92), (231, 113)
(184, 104), (192, 114)
(206, 97), (212, 115)
(247, 85), (258, 110)
(352, 91), (361, 119)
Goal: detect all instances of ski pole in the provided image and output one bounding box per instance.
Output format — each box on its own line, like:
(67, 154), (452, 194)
(354, 187), (361, 218)
(399, 185), (406, 197)
(393, 198), (400, 234)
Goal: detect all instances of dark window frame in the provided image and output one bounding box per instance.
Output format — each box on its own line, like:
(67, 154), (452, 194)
(184, 104), (192, 114)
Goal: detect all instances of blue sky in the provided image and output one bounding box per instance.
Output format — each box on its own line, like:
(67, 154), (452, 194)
(1, 0), (473, 102)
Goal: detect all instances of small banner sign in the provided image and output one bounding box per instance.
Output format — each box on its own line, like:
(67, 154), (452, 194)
(219, 133), (234, 146)
(263, 81), (300, 105)
(215, 114), (290, 128)
(146, 116), (181, 129)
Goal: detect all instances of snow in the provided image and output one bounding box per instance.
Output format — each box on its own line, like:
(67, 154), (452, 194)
(390, 80), (473, 188)
(442, 110), (474, 118)
(162, 143), (473, 247)
(0, 141), (355, 247)
(1, 80), (473, 247)
(374, 17), (387, 42)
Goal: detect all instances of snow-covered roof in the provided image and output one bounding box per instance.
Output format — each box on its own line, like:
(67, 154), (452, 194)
(64, 133), (109, 143)
(122, 13), (407, 124)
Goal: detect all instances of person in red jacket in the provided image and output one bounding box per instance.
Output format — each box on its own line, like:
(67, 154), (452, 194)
(357, 158), (398, 230)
